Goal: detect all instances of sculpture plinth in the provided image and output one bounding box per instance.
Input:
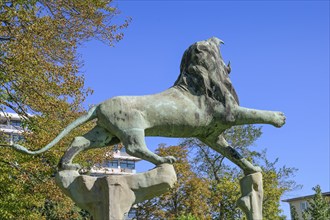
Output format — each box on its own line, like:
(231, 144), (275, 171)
(237, 172), (263, 220)
(55, 164), (177, 220)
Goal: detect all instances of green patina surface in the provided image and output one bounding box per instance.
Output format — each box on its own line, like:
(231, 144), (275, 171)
(11, 37), (285, 175)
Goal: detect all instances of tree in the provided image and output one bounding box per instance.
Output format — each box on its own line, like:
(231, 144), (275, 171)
(303, 185), (330, 220)
(257, 151), (299, 220)
(0, 0), (130, 119)
(135, 144), (211, 220)
(177, 213), (199, 220)
(0, 1), (129, 218)
(181, 125), (300, 219)
(181, 125), (262, 219)
(134, 126), (299, 219)
(290, 204), (299, 220)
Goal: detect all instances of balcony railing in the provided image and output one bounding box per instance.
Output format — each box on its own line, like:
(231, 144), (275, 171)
(0, 124), (23, 131)
(90, 167), (137, 176)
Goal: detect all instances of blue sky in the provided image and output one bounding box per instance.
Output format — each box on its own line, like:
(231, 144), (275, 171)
(79, 1), (329, 217)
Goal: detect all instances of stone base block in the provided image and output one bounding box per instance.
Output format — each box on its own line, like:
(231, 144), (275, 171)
(237, 172), (263, 220)
(55, 164), (177, 220)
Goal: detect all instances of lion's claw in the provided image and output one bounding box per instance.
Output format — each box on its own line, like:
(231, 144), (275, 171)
(162, 156), (177, 164)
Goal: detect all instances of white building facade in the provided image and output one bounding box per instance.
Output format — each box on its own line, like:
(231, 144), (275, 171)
(90, 147), (141, 176)
(283, 192), (330, 220)
(0, 112), (25, 144)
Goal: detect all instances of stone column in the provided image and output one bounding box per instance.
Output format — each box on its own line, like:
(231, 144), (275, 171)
(55, 164), (177, 220)
(237, 172), (263, 220)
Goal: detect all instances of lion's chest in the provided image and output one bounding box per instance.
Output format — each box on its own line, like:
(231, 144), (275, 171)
(143, 95), (229, 138)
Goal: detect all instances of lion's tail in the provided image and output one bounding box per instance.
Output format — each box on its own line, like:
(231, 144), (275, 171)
(8, 106), (98, 155)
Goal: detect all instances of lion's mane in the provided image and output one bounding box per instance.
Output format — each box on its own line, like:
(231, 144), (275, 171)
(174, 37), (239, 105)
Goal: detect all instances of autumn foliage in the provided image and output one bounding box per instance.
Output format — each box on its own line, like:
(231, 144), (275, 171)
(135, 126), (300, 220)
(0, 0), (129, 218)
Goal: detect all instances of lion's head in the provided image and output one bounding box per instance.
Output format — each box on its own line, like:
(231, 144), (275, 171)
(174, 37), (239, 105)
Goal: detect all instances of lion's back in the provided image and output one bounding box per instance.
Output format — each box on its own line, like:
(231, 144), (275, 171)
(96, 96), (149, 132)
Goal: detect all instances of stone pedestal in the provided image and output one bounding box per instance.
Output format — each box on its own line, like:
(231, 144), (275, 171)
(55, 164), (177, 220)
(237, 172), (263, 220)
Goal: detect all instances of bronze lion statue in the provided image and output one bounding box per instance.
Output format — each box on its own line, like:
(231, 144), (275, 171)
(9, 37), (285, 175)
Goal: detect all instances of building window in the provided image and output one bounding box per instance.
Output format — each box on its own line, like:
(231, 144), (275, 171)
(300, 201), (308, 211)
(10, 120), (21, 127)
(120, 160), (135, 169)
(12, 134), (24, 143)
(106, 160), (119, 168)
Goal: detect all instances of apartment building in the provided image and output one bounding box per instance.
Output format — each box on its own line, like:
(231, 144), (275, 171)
(90, 146), (141, 176)
(283, 192), (330, 220)
(0, 112), (25, 144)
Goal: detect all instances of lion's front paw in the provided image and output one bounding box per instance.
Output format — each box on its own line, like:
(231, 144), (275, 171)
(273, 112), (286, 128)
(162, 156), (177, 164)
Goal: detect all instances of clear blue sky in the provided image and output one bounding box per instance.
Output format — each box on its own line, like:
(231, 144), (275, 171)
(79, 1), (329, 217)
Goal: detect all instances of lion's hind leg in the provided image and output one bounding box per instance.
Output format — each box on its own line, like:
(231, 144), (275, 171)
(59, 125), (117, 170)
(119, 128), (176, 165)
(202, 135), (261, 175)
